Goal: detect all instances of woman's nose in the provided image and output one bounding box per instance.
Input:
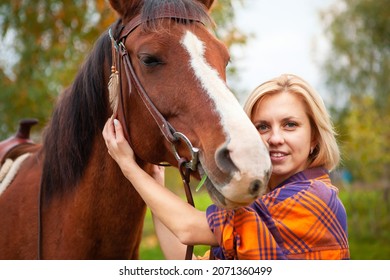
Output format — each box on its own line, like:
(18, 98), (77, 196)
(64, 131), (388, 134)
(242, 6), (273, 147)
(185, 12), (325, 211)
(268, 129), (284, 145)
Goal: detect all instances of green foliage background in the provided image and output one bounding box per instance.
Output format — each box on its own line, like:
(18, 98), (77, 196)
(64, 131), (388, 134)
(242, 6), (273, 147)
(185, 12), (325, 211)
(320, 0), (390, 185)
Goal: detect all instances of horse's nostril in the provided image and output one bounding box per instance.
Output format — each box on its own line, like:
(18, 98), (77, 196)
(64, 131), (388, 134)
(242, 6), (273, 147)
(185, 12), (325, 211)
(249, 179), (262, 196)
(215, 142), (238, 174)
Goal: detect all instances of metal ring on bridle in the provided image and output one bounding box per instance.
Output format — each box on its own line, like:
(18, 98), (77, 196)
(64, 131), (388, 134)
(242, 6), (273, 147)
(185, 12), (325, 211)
(171, 132), (199, 171)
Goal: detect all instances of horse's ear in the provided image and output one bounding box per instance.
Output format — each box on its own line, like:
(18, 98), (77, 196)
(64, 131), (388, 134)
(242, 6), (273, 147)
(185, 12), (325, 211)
(109, 0), (138, 17)
(198, 0), (215, 10)
(109, 0), (141, 20)
(109, 0), (123, 16)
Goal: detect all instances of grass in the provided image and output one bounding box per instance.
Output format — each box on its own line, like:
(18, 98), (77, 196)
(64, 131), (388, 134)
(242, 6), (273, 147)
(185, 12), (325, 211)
(339, 188), (390, 259)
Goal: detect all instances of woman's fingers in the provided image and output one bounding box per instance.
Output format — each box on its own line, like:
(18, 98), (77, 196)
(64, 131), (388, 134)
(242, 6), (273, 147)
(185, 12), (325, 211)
(103, 118), (135, 161)
(113, 118), (125, 141)
(102, 117), (124, 143)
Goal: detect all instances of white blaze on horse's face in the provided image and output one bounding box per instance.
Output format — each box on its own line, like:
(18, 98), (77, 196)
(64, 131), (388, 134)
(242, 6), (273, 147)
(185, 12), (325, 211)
(181, 31), (272, 209)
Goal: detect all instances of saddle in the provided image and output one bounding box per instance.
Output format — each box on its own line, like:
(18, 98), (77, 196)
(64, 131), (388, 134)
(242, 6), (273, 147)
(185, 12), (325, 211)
(0, 119), (38, 165)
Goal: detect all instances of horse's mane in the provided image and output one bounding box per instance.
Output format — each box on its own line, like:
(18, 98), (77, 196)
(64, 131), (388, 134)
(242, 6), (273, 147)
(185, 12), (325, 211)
(40, 29), (112, 200)
(40, 0), (211, 201)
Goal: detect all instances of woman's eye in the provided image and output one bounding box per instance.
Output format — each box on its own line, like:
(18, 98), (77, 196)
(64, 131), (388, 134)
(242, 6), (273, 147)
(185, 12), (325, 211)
(140, 55), (162, 66)
(256, 123), (269, 132)
(285, 122), (297, 129)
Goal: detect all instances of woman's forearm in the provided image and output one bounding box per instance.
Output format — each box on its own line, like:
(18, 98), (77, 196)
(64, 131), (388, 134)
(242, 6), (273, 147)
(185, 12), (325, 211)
(152, 213), (188, 259)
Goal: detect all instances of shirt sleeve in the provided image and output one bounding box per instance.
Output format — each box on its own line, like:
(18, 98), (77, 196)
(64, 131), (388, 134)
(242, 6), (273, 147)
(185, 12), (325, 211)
(206, 204), (286, 259)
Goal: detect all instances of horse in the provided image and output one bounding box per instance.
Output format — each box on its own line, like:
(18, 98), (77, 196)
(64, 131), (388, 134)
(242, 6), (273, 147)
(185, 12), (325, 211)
(0, 0), (271, 259)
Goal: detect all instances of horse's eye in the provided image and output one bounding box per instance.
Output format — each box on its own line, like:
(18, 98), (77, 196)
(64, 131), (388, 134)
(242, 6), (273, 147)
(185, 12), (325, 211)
(139, 54), (162, 67)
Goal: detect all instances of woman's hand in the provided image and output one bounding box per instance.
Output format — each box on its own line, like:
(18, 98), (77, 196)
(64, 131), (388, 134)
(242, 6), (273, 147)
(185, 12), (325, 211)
(102, 117), (138, 175)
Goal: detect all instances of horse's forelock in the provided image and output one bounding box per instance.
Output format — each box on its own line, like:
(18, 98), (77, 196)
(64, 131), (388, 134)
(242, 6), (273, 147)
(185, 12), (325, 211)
(140, 0), (212, 32)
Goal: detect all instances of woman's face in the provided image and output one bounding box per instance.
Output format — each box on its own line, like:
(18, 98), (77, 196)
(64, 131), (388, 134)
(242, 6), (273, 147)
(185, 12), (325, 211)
(251, 91), (316, 189)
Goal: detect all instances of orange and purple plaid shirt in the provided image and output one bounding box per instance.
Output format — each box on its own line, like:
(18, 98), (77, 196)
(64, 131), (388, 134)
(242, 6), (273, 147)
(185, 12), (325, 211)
(206, 167), (350, 260)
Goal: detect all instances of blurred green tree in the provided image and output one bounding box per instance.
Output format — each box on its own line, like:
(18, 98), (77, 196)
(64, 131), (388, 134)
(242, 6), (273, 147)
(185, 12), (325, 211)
(0, 0), (248, 139)
(320, 0), (390, 184)
(0, 0), (117, 137)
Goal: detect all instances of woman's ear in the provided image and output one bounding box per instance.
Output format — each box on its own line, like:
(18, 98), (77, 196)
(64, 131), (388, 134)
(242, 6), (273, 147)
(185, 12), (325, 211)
(310, 127), (318, 155)
(310, 138), (318, 155)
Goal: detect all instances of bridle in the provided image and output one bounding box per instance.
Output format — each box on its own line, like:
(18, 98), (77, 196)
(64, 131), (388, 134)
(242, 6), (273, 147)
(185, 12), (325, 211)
(37, 7), (213, 261)
(37, 7), (214, 260)
(112, 13), (201, 172)
(109, 11), (212, 260)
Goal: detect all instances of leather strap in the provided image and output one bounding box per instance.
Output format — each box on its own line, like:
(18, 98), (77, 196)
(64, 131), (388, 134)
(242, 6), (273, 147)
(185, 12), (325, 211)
(178, 158), (195, 260)
(119, 7), (206, 41)
(118, 45), (177, 143)
(178, 158), (215, 260)
(118, 15), (141, 41)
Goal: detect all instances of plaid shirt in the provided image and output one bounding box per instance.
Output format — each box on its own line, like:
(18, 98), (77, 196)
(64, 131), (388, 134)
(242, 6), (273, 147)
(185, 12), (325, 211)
(206, 167), (350, 260)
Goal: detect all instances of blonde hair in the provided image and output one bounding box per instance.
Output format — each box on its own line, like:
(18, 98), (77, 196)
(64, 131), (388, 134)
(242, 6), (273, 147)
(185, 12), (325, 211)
(243, 74), (340, 171)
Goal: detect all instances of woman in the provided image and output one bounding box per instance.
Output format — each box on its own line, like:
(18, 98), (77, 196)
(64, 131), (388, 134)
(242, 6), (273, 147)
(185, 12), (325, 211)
(102, 74), (350, 259)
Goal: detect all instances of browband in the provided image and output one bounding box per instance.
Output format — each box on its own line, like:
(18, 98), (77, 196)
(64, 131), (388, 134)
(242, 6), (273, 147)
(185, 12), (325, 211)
(119, 8), (206, 41)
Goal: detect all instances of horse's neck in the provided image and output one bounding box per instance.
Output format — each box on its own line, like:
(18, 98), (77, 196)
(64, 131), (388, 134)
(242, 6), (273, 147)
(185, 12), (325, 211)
(43, 138), (147, 259)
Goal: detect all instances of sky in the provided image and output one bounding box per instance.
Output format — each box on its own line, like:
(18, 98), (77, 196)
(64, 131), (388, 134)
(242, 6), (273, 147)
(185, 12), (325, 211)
(230, 0), (336, 104)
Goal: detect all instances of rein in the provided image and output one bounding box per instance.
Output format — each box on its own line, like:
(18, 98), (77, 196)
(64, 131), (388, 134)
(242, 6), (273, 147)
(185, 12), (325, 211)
(110, 11), (212, 260)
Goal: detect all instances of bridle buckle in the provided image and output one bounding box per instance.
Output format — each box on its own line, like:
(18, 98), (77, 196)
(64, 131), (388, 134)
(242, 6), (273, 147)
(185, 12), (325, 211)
(171, 132), (199, 171)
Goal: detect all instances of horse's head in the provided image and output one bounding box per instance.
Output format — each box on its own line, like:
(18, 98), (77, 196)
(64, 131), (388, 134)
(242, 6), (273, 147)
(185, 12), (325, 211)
(108, 0), (271, 209)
